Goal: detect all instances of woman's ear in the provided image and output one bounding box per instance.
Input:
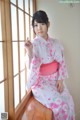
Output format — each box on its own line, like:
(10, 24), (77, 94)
(48, 22), (50, 28)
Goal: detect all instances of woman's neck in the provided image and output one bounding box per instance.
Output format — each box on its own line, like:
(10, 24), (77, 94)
(45, 34), (48, 40)
(42, 34), (48, 41)
(36, 34), (48, 41)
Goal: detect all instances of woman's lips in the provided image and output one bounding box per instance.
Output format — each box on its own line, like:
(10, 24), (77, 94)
(38, 31), (43, 34)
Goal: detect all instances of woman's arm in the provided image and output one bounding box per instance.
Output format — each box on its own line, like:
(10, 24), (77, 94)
(57, 43), (68, 93)
(25, 39), (41, 91)
(24, 38), (33, 69)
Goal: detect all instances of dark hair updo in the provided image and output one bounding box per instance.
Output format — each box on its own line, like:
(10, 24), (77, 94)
(32, 10), (49, 27)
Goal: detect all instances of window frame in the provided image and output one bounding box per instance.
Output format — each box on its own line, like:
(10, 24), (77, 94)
(0, 0), (36, 119)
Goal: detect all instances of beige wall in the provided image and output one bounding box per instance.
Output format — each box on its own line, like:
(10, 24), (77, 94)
(36, 0), (80, 119)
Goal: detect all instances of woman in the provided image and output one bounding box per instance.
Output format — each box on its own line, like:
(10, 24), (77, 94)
(24, 10), (75, 120)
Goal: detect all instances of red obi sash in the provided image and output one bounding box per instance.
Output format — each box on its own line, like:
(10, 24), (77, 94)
(39, 61), (59, 76)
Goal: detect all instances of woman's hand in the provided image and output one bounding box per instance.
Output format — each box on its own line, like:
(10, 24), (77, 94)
(56, 80), (64, 93)
(24, 38), (33, 57)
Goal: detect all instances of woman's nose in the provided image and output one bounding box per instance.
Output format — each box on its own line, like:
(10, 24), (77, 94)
(38, 24), (42, 30)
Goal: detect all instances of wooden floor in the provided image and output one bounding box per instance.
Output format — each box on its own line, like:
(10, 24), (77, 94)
(17, 91), (53, 120)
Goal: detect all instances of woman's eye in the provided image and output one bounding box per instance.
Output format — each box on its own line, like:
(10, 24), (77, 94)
(34, 24), (38, 27)
(41, 23), (45, 25)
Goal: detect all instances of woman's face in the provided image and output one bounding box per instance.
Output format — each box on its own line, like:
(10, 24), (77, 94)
(33, 20), (49, 40)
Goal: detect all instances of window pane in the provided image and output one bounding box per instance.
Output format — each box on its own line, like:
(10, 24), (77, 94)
(12, 42), (18, 75)
(11, 5), (18, 41)
(0, 82), (5, 113)
(14, 75), (19, 108)
(18, 0), (23, 10)
(10, 0), (16, 5)
(18, 10), (24, 40)
(20, 42), (25, 70)
(25, 14), (29, 38)
(0, 43), (4, 81)
(25, 0), (29, 13)
(21, 71), (25, 99)
(30, 0), (33, 16)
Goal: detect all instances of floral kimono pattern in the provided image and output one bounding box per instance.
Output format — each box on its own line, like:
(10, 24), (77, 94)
(26, 35), (75, 120)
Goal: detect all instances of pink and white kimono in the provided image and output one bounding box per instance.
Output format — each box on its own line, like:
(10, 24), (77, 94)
(26, 35), (75, 120)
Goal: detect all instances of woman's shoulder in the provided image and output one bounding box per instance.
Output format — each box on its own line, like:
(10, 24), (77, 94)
(32, 37), (39, 45)
(50, 37), (64, 51)
(50, 37), (60, 44)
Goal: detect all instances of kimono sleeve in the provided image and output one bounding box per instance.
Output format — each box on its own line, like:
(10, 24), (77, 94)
(26, 42), (41, 91)
(58, 44), (69, 80)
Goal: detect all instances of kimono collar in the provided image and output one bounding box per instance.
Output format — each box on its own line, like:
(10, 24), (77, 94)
(36, 35), (51, 44)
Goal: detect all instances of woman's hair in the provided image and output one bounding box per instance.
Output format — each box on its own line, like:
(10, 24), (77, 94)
(32, 10), (49, 27)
